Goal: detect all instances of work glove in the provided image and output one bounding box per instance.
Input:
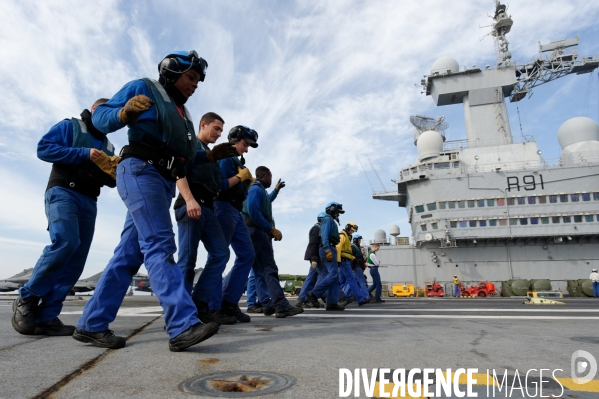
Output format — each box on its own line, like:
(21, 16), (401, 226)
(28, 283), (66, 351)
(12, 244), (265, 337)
(118, 95), (153, 125)
(206, 142), (237, 163)
(270, 227), (283, 241)
(311, 261), (318, 270)
(325, 249), (333, 262)
(275, 178), (285, 192)
(236, 167), (253, 182)
(92, 153), (121, 180)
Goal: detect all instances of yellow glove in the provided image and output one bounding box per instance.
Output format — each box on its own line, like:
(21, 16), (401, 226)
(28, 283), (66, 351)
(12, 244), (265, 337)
(118, 95), (153, 125)
(236, 167), (253, 182)
(310, 261), (318, 269)
(325, 249), (333, 262)
(92, 153), (121, 180)
(271, 227), (282, 241)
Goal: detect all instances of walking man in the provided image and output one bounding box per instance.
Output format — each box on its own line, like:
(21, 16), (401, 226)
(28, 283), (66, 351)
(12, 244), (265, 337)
(12, 99), (117, 336)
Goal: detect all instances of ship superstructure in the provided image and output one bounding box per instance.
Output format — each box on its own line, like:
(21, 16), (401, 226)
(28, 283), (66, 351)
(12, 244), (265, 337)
(373, 2), (599, 289)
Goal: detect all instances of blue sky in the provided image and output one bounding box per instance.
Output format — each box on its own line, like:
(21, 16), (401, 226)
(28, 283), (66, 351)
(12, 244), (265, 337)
(1, 0), (598, 279)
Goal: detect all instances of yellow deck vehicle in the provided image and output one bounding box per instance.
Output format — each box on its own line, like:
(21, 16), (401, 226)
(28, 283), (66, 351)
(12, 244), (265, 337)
(389, 283), (415, 297)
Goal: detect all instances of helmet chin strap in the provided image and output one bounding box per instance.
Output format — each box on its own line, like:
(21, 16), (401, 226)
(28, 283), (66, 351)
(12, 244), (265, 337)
(240, 154), (245, 165)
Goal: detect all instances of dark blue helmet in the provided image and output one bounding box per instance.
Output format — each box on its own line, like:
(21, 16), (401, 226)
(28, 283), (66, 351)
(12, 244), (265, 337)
(317, 212), (326, 222)
(158, 50), (208, 84)
(325, 202), (345, 214)
(228, 125), (258, 148)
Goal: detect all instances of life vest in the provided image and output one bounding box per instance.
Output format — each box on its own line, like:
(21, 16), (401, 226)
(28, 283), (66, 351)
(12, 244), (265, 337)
(217, 156), (249, 211)
(242, 180), (274, 226)
(174, 140), (221, 209)
(46, 118), (116, 199)
(127, 78), (198, 164)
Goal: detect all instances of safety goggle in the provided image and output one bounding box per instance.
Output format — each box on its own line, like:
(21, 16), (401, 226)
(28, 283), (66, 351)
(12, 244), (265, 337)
(239, 126), (259, 142)
(166, 50), (208, 81)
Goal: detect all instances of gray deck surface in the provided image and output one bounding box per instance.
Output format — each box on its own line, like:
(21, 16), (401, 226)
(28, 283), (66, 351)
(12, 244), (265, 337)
(1, 295), (598, 398)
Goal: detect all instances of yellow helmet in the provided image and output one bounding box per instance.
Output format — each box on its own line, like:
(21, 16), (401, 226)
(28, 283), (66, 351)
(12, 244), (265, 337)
(345, 222), (358, 232)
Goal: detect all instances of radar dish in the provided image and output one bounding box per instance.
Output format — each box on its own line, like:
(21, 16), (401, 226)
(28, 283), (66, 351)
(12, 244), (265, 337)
(410, 115), (449, 144)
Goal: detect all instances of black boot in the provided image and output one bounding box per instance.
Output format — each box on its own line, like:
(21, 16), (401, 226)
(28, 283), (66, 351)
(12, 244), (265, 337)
(12, 296), (40, 335)
(326, 303), (345, 311)
(211, 310), (237, 325)
(246, 305), (263, 313)
(193, 299), (221, 325)
(169, 322), (219, 352)
(73, 328), (126, 349)
(33, 318), (76, 336)
(223, 300), (250, 323)
(306, 291), (321, 308)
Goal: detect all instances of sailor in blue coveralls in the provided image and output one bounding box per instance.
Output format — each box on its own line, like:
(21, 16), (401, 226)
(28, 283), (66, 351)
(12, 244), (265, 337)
(207, 126), (263, 323)
(73, 51), (236, 351)
(349, 234), (370, 300)
(296, 212), (328, 307)
(174, 112), (237, 326)
(12, 100), (117, 336)
(306, 202), (346, 311)
(243, 166), (304, 318)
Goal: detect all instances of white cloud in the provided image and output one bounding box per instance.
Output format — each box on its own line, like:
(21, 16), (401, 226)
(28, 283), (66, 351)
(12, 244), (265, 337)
(0, 0), (598, 279)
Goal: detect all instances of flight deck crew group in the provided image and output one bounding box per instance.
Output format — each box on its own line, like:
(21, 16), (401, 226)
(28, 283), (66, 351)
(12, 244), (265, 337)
(11, 50), (382, 351)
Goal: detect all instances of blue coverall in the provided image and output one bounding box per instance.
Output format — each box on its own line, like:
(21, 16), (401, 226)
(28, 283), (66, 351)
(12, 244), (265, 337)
(310, 215), (339, 304)
(76, 79), (207, 339)
(244, 179), (292, 312)
(20, 120), (112, 323)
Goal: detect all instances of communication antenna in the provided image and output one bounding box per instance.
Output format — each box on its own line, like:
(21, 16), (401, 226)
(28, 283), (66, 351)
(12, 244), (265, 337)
(358, 157), (375, 192)
(410, 115), (449, 144)
(367, 156), (387, 191)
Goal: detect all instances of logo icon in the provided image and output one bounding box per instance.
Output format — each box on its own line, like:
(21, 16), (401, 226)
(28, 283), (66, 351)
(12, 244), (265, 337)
(571, 350), (597, 384)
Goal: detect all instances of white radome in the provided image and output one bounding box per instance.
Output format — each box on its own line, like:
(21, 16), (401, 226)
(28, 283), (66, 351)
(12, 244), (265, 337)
(430, 56), (459, 75)
(557, 116), (599, 149)
(417, 130), (444, 161)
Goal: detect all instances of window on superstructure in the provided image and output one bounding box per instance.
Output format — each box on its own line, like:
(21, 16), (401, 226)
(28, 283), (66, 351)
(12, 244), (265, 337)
(439, 202), (447, 209)
(459, 221), (467, 228)
(571, 194), (580, 202)
(563, 216), (571, 223)
(489, 219), (497, 227)
(549, 195), (558, 203)
(594, 192), (599, 200)
(480, 220), (487, 227)
(507, 198), (515, 206)
(467, 200), (475, 208)
(597, 215), (599, 222)
(435, 162), (450, 169)
(530, 217), (539, 225)
(487, 199), (495, 206)
(538, 196), (547, 204)
(585, 215), (594, 222)
(582, 193), (591, 201)
(552, 216), (560, 223)
(541, 217), (549, 224)
(453, 161), (460, 168)
(411, 168), (418, 174)
(448, 201), (456, 209)
(517, 197), (526, 205)
(450, 221), (458, 228)
(415, 205), (424, 213)
(519, 218), (528, 225)
(427, 203), (437, 211)
(574, 215), (583, 223)
(458, 201), (465, 208)
(509, 218), (518, 226)
(527, 197), (536, 205)
(477, 199), (485, 207)
(421, 224), (427, 231)
(498, 219), (507, 226)
(497, 198), (505, 206)
(469, 220), (477, 227)
(560, 194), (568, 203)
(432, 222), (438, 230)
